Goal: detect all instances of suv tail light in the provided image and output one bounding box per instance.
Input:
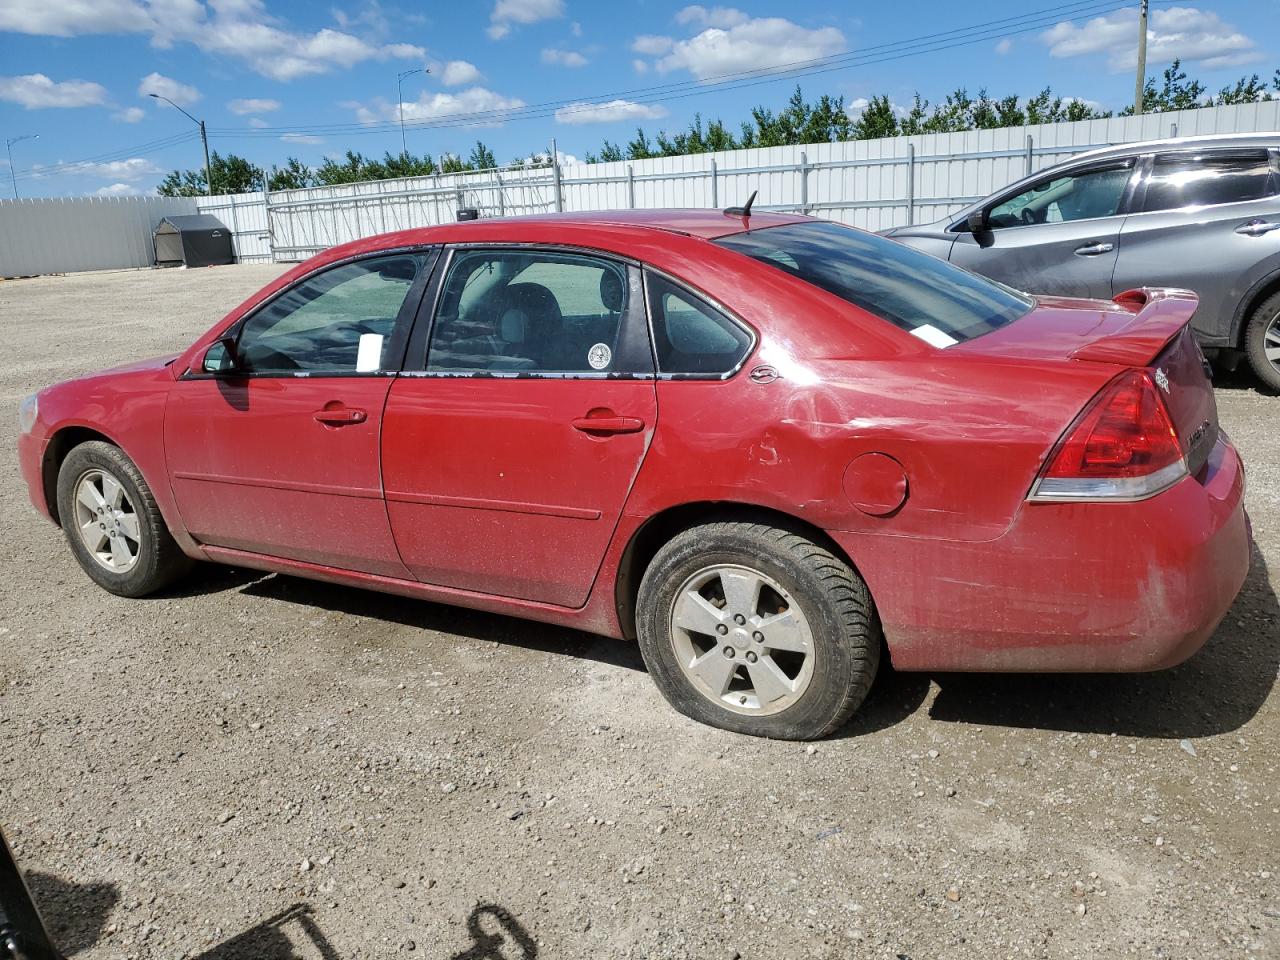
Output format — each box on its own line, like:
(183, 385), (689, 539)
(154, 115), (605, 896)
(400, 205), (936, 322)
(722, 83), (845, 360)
(1029, 369), (1186, 502)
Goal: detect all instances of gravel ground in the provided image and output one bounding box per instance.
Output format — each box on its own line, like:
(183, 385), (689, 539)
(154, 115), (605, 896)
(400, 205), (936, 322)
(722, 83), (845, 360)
(0, 264), (1276, 960)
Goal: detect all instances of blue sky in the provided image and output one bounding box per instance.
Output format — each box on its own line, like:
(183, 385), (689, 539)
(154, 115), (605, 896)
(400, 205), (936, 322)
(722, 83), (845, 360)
(0, 0), (1274, 197)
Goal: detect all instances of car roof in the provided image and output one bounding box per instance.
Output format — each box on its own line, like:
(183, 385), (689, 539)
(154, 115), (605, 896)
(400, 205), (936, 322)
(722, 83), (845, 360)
(1064, 131), (1280, 165)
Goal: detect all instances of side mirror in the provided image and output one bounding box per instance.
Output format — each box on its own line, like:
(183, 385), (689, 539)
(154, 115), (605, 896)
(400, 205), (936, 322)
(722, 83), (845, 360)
(201, 336), (239, 374)
(966, 209), (995, 248)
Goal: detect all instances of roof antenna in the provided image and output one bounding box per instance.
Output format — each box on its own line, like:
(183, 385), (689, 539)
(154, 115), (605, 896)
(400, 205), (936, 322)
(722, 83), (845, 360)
(724, 189), (757, 219)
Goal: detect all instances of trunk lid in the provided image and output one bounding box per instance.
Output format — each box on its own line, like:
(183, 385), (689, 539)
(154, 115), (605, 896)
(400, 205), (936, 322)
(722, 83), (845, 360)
(954, 287), (1219, 476)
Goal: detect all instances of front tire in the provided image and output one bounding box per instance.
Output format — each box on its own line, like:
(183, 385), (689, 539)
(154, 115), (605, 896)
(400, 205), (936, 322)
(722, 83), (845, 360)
(56, 441), (193, 597)
(1244, 292), (1280, 392)
(636, 521), (880, 740)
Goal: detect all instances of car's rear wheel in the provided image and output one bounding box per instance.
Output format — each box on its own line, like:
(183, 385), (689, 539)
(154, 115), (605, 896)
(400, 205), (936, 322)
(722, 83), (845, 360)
(1245, 291), (1280, 392)
(636, 521), (880, 740)
(56, 441), (193, 597)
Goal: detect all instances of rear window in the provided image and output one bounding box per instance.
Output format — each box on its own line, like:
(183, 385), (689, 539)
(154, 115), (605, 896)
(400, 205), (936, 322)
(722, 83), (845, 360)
(715, 221), (1032, 346)
(1141, 150), (1275, 212)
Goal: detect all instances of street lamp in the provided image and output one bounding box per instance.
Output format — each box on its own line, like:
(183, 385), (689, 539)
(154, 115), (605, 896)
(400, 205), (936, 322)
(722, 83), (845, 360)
(149, 93), (213, 197)
(396, 68), (428, 156)
(5, 134), (38, 200)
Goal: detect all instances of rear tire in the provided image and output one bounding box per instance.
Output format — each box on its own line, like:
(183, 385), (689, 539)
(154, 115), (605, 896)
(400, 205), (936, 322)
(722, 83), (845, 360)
(1244, 292), (1280, 392)
(56, 441), (193, 597)
(636, 521), (880, 740)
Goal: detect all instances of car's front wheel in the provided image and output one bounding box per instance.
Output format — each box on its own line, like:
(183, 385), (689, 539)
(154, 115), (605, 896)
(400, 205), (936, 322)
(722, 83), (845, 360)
(56, 440), (193, 597)
(1245, 291), (1280, 392)
(636, 521), (880, 740)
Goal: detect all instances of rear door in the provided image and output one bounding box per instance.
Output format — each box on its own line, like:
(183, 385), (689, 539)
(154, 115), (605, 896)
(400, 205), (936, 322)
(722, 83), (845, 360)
(1113, 147), (1280, 346)
(381, 246), (657, 607)
(950, 158), (1137, 298)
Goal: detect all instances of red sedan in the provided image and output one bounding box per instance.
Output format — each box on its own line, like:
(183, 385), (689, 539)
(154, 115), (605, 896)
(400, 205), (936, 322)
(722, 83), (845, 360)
(17, 209), (1251, 739)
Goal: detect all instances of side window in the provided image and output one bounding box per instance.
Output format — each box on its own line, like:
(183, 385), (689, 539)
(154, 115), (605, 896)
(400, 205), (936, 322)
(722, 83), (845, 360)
(645, 273), (753, 376)
(987, 163), (1133, 228)
(237, 255), (423, 374)
(428, 250), (634, 373)
(1142, 151), (1275, 212)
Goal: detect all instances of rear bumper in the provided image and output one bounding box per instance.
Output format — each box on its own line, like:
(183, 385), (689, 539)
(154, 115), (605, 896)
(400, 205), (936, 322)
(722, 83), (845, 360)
(834, 436), (1251, 672)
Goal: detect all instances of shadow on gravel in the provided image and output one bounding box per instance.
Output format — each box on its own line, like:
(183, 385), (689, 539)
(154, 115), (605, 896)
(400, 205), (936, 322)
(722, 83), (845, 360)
(927, 544), (1278, 738)
(24, 871), (118, 956)
(834, 662), (932, 739)
(193, 903), (338, 960)
(1212, 365), (1279, 397)
(236, 572), (648, 674)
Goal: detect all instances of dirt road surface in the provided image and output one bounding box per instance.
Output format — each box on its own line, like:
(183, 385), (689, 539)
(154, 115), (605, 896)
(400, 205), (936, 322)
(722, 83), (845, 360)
(1, 265), (1276, 959)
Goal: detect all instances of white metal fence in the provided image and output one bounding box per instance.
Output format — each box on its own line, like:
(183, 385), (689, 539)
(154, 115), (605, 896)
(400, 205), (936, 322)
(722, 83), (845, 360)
(3, 100), (1279, 277)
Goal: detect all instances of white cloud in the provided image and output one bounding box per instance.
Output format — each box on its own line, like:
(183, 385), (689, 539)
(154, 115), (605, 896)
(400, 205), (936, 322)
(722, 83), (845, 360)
(631, 34), (673, 55)
(995, 38), (1013, 55)
(1, 0), (424, 82)
(1043, 6), (1260, 71)
(0, 73), (107, 109)
(440, 60), (482, 85)
(280, 133), (324, 144)
(554, 99), (668, 125)
(0, 0), (152, 37)
(94, 182), (144, 196)
(541, 48), (588, 67)
(248, 117), (269, 128)
(675, 5), (749, 29)
(487, 0), (563, 39)
(632, 59), (649, 74)
(228, 97), (281, 114)
(353, 86), (526, 126)
(138, 72), (200, 106)
(653, 15), (845, 81)
(113, 105), (146, 122)
(60, 157), (163, 180)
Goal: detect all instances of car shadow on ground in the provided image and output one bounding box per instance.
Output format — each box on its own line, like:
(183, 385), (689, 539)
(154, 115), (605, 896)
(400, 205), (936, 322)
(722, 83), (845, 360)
(23, 871), (118, 955)
(1212, 365), (1278, 396)
(926, 544), (1278, 739)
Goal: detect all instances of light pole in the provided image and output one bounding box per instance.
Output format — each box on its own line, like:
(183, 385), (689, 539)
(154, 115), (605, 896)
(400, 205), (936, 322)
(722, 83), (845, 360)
(5, 134), (38, 200)
(149, 93), (212, 196)
(397, 68), (427, 156)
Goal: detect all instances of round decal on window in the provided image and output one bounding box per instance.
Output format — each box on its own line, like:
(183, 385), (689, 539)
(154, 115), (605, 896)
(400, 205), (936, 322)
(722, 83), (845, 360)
(587, 342), (612, 370)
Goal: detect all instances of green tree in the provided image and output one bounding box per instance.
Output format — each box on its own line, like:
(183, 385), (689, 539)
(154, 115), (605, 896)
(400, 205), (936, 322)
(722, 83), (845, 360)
(1123, 59), (1207, 114)
(1214, 74), (1272, 105)
(268, 157), (315, 191)
(468, 140), (498, 170)
(157, 151), (264, 196)
(852, 95), (900, 139)
(626, 127), (655, 160)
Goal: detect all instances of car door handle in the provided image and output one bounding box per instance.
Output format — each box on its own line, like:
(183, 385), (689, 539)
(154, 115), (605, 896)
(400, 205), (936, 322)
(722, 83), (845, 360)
(1074, 241), (1114, 256)
(570, 415), (645, 435)
(313, 407), (367, 426)
(1235, 219), (1280, 237)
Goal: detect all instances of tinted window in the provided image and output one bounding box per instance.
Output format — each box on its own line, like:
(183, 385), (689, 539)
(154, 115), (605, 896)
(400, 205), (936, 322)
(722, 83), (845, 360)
(237, 255), (423, 374)
(428, 250), (633, 373)
(1142, 151), (1274, 212)
(645, 274), (753, 375)
(716, 221), (1032, 345)
(988, 163), (1132, 227)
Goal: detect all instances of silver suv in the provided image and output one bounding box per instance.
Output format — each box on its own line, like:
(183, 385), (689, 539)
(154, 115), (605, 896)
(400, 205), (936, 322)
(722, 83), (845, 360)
(885, 133), (1280, 390)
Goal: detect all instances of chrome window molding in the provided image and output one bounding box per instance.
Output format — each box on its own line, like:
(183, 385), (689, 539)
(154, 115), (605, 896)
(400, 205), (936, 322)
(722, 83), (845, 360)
(641, 265), (759, 381)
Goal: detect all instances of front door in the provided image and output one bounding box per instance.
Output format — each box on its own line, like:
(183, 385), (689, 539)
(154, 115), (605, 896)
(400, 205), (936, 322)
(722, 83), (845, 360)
(950, 158), (1136, 299)
(165, 251), (433, 576)
(382, 247), (657, 607)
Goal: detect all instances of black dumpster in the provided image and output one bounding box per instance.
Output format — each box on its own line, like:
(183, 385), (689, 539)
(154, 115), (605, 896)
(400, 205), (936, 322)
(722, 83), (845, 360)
(153, 214), (234, 268)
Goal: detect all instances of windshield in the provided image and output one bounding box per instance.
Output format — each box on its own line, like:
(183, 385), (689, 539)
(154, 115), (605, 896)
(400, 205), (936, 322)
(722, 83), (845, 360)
(715, 220), (1032, 346)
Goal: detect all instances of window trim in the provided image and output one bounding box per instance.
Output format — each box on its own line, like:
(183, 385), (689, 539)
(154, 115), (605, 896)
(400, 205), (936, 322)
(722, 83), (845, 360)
(947, 156), (1141, 233)
(1126, 147), (1279, 217)
(642, 266), (758, 381)
(402, 243), (657, 380)
(180, 246), (439, 381)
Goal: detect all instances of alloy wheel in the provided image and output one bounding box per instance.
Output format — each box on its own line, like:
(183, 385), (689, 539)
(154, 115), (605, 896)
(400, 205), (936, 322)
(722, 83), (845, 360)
(73, 469), (141, 573)
(1266, 312), (1280, 376)
(668, 563), (815, 716)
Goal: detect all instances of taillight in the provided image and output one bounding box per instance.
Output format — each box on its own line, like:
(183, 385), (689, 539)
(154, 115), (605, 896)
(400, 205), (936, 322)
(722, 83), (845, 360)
(1029, 369), (1186, 502)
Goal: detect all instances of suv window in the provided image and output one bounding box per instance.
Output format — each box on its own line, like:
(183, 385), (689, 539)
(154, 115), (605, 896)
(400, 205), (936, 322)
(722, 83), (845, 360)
(645, 274), (753, 375)
(236, 254), (423, 374)
(1142, 150), (1275, 212)
(987, 162), (1133, 228)
(428, 250), (634, 374)
(716, 221), (1032, 345)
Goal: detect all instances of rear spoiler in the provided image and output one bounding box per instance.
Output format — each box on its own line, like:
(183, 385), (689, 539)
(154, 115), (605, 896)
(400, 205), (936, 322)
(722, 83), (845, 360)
(1070, 287), (1198, 366)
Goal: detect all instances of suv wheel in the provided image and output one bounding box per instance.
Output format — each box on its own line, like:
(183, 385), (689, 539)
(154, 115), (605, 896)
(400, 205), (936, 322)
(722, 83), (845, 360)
(636, 521), (880, 740)
(1245, 291), (1280, 392)
(56, 441), (193, 597)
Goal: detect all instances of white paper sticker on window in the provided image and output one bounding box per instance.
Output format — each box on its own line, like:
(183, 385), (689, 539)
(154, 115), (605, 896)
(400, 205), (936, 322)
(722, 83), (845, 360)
(910, 324), (959, 349)
(356, 333), (384, 372)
